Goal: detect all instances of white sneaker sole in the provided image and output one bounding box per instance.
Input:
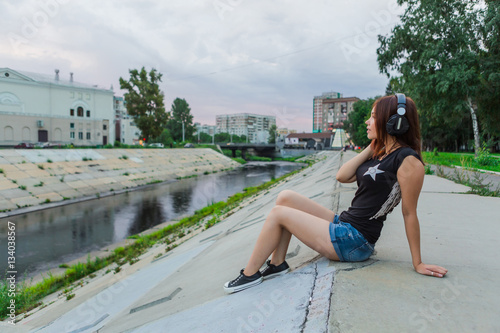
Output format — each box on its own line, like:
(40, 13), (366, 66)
(223, 277), (263, 294)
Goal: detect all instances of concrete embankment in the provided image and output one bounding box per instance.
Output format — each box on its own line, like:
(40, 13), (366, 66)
(0, 148), (239, 217)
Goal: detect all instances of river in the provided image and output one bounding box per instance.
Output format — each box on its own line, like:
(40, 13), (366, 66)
(0, 162), (304, 279)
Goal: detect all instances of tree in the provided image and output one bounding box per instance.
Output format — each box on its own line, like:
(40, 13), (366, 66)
(198, 132), (213, 143)
(377, 0), (483, 155)
(119, 67), (168, 143)
(215, 132), (230, 143)
(343, 98), (378, 147)
(477, 1), (500, 145)
(168, 98), (194, 142)
(268, 125), (277, 144)
(158, 129), (174, 147)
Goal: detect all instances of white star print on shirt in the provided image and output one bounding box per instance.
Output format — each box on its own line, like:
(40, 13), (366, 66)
(363, 163), (385, 181)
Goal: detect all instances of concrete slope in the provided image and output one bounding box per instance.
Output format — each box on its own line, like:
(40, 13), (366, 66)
(4, 150), (499, 333)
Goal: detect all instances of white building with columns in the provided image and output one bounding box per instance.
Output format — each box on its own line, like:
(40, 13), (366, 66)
(0, 68), (115, 147)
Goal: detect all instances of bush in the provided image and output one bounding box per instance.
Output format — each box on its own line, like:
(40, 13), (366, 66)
(475, 145), (499, 167)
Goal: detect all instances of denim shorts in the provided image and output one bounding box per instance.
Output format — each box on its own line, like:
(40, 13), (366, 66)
(329, 215), (375, 262)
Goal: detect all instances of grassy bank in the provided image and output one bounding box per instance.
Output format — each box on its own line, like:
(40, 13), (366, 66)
(0, 156), (317, 321)
(422, 151), (500, 197)
(422, 151), (500, 173)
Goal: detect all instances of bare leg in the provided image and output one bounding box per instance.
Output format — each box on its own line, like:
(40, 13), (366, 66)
(269, 190), (336, 265)
(243, 205), (339, 276)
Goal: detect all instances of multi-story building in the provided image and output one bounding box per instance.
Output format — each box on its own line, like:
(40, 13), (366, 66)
(216, 113), (276, 143)
(118, 118), (141, 145)
(195, 123), (217, 136)
(277, 128), (297, 136)
(313, 92), (359, 132)
(0, 68), (115, 146)
(114, 96), (141, 145)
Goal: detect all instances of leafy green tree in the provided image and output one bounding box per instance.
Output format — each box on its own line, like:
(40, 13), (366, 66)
(477, 1), (500, 143)
(377, 0), (483, 155)
(268, 125), (277, 144)
(158, 129), (174, 147)
(344, 98), (378, 147)
(198, 132), (213, 143)
(215, 132), (230, 143)
(168, 98), (194, 142)
(119, 67), (168, 143)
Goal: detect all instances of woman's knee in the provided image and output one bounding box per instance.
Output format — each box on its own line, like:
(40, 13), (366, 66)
(268, 205), (289, 225)
(276, 190), (297, 206)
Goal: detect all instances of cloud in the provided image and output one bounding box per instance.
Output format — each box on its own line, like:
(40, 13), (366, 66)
(0, 0), (403, 132)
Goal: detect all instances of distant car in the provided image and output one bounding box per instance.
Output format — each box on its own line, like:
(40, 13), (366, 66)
(148, 143), (164, 148)
(47, 142), (63, 148)
(184, 143), (195, 148)
(14, 142), (34, 149)
(34, 142), (50, 148)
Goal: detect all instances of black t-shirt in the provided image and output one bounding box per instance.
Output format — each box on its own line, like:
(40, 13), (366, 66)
(339, 147), (422, 244)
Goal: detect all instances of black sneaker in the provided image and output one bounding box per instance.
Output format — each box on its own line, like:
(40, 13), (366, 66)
(261, 260), (290, 280)
(224, 269), (263, 294)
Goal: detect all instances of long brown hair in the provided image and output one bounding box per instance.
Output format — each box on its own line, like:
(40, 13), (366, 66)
(371, 95), (421, 159)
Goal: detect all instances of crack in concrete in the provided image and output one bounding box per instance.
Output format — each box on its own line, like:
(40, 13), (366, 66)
(299, 263), (318, 333)
(333, 259), (379, 272)
(308, 191), (325, 199)
(240, 214), (265, 226)
(129, 287), (182, 314)
(315, 175), (331, 184)
(326, 270), (335, 333)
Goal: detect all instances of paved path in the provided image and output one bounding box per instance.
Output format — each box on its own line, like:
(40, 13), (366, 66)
(3, 150), (499, 332)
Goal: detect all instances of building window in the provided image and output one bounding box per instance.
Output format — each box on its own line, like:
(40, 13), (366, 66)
(86, 132), (91, 140)
(70, 132), (75, 139)
(86, 110), (90, 117)
(103, 124), (107, 130)
(77, 107), (84, 117)
(70, 109), (75, 116)
(78, 132), (83, 140)
(70, 123), (74, 129)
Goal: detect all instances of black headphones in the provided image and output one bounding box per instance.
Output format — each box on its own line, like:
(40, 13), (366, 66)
(386, 93), (410, 136)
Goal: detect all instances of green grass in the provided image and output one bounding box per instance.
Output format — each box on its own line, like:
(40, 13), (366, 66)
(422, 152), (500, 173)
(231, 157), (246, 164)
(0, 159), (313, 319)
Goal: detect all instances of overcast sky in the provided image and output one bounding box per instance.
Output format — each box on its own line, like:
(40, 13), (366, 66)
(1, 0), (403, 132)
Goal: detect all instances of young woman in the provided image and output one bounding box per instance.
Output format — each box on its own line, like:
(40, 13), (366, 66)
(224, 94), (448, 294)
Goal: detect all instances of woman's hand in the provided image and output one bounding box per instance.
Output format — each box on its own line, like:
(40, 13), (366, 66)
(415, 263), (448, 278)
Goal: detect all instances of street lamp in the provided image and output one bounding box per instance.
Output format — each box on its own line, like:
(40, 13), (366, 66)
(181, 120), (185, 142)
(173, 119), (185, 143)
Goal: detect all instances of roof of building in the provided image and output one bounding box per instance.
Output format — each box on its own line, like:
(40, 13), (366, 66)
(0, 68), (113, 92)
(320, 97), (360, 103)
(286, 132), (334, 139)
(216, 113), (276, 119)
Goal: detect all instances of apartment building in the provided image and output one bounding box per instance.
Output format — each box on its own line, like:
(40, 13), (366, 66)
(313, 91), (359, 132)
(216, 113), (276, 143)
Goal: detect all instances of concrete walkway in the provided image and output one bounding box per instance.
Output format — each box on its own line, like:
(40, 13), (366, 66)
(3, 150), (499, 332)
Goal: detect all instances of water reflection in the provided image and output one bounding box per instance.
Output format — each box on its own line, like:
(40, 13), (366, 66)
(0, 162), (303, 279)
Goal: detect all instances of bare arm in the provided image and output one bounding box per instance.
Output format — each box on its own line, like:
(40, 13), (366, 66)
(336, 146), (374, 183)
(398, 156), (448, 278)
